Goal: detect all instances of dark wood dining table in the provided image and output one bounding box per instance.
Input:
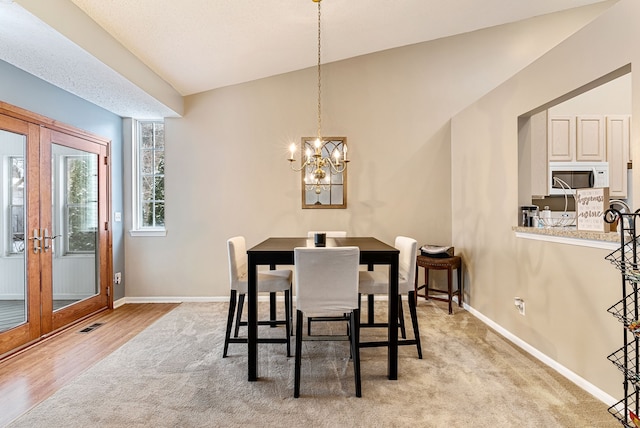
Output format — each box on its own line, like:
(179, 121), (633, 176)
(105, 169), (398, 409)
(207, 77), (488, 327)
(246, 237), (400, 381)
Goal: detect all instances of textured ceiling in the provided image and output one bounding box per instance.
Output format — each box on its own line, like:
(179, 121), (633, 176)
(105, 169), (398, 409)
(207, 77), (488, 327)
(0, 0), (613, 118)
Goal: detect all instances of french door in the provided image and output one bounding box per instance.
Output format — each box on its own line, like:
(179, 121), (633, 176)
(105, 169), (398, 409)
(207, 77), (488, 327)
(0, 108), (111, 357)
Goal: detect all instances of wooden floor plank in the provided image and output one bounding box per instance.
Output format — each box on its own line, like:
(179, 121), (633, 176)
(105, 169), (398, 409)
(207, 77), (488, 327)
(0, 303), (179, 427)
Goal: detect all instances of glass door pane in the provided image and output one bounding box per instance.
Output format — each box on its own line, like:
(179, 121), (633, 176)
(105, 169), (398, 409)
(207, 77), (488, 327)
(51, 144), (99, 311)
(0, 130), (26, 332)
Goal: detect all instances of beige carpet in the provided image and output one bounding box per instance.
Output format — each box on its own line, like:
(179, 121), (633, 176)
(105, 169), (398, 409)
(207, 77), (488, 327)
(8, 301), (616, 427)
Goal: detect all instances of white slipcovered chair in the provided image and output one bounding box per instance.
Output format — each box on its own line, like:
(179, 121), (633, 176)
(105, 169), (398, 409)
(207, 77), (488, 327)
(306, 231), (348, 335)
(223, 236), (292, 358)
(293, 246), (362, 398)
(358, 236), (422, 358)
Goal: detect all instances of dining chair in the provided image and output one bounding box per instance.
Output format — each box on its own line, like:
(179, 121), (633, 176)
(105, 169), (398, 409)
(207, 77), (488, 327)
(294, 246), (362, 398)
(306, 231), (348, 335)
(223, 236), (292, 358)
(358, 236), (422, 358)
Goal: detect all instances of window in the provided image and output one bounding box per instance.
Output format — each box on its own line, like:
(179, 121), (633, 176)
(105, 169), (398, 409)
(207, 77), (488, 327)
(9, 156), (24, 254)
(134, 121), (165, 233)
(64, 155), (97, 254)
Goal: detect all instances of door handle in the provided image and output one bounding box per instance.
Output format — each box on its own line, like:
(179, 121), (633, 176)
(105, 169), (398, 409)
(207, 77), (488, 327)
(42, 228), (61, 252)
(28, 228), (42, 254)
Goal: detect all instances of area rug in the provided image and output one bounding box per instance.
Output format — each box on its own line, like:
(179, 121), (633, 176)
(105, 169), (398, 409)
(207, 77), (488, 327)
(8, 301), (615, 427)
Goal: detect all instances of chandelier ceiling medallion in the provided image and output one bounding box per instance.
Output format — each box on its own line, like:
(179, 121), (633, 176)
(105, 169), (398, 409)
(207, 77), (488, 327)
(287, 0), (349, 195)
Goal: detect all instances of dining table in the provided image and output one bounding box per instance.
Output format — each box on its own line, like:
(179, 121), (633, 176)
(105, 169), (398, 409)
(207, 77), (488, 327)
(246, 236), (400, 381)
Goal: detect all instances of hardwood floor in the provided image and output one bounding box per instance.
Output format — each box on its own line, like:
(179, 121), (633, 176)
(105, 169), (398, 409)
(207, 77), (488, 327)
(0, 303), (179, 427)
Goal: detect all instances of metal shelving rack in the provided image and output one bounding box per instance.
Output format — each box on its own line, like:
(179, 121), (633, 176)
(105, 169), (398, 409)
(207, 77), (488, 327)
(605, 210), (640, 427)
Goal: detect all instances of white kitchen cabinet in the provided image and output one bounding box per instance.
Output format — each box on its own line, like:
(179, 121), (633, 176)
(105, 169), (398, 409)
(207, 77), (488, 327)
(549, 115), (606, 162)
(606, 115), (630, 198)
(548, 116), (575, 161)
(576, 115), (605, 161)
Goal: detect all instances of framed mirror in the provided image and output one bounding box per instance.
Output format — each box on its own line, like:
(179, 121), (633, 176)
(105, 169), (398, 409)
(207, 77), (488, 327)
(300, 137), (348, 209)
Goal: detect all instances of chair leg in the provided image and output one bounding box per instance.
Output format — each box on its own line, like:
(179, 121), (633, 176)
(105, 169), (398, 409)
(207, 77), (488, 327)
(234, 293), (245, 338)
(285, 289), (292, 357)
(350, 308), (362, 397)
(223, 290), (237, 358)
(289, 285), (294, 336)
(294, 310), (304, 398)
(398, 295), (406, 339)
(270, 291), (277, 327)
(307, 317), (313, 336)
(408, 291), (423, 359)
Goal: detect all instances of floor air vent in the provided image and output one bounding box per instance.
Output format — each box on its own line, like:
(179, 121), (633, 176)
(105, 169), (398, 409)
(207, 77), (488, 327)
(79, 322), (104, 333)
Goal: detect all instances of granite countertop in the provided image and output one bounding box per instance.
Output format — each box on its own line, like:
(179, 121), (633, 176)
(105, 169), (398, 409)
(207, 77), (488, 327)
(513, 226), (622, 243)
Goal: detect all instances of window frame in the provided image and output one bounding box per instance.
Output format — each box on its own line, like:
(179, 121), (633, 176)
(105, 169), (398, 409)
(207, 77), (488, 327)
(130, 119), (166, 237)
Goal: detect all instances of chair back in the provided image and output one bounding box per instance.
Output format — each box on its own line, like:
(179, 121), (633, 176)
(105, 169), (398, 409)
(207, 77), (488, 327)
(294, 247), (359, 316)
(395, 236), (418, 286)
(307, 231), (347, 238)
(227, 236), (247, 290)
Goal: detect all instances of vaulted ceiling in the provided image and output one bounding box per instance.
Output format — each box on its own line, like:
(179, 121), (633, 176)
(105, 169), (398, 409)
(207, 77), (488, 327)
(0, 0), (614, 118)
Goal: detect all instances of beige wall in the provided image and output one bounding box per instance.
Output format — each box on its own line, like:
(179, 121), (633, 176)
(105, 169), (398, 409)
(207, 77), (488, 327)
(451, 0), (637, 400)
(123, 4), (609, 300)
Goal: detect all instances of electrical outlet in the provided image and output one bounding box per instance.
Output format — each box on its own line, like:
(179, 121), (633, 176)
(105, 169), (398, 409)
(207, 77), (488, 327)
(114, 272), (122, 285)
(514, 297), (525, 315)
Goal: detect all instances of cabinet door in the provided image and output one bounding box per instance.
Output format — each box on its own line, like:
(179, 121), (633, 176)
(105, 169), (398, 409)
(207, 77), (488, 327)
(607, 115), (630, 198)
(548, 116), (575, 161)
(576, 115), (605, 161)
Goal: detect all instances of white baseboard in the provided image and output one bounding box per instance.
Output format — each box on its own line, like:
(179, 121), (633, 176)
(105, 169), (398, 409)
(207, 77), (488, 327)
(463, 301), (618, 407)
(114, 295), (298, 306)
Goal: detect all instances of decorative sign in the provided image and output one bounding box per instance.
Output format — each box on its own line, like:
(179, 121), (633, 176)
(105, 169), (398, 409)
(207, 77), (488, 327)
(576, 187), (609, 232)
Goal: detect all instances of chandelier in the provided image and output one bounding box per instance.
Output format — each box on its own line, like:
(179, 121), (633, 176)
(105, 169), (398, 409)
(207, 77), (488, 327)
(288, 0), (349, 194)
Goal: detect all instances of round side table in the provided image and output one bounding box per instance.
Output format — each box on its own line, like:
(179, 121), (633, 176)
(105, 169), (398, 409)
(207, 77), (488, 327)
(415, 255), (462, 314)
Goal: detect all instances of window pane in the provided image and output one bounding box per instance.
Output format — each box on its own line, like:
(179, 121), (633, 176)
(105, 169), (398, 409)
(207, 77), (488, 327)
(10, 205), (24, 253)
(11, 157), (24, 205)
(68, 206), (97, 252)
(154, 151), (164, 174)
(142, 176), (155, 200)
(154, 202), (165, 226)
(141, 149), (154, 174)
(154, 123), (164, 149)
(331, 185), (344, 205)
(140, 122), (154, 149)
(142, 202), (153, 226)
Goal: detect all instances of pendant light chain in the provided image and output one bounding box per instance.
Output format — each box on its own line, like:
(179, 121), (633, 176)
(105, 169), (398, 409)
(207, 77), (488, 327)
(316, 0), (322, 141)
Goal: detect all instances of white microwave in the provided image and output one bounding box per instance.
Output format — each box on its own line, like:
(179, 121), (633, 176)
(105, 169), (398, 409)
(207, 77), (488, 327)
(548, 162), (609, 195)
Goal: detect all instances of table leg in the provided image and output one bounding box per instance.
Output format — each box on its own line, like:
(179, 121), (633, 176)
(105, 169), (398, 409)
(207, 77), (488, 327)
(388, 255), (399, 380)
(269, 264), (277, 327)
(248, 255), (258, 381)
